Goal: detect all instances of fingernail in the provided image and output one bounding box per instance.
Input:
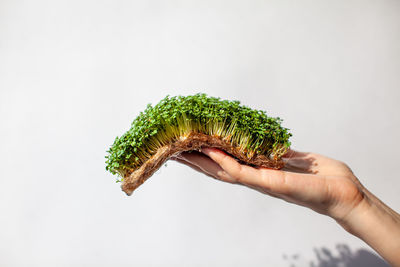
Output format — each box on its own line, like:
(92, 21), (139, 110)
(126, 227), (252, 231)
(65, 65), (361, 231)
(201, 147), (213, 156)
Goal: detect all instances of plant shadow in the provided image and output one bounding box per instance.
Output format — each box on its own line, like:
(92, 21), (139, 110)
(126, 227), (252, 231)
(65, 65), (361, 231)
(283, 244), (390, 267)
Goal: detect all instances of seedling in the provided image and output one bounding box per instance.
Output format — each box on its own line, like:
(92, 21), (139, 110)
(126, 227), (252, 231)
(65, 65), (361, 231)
(105, 93), (292, 194)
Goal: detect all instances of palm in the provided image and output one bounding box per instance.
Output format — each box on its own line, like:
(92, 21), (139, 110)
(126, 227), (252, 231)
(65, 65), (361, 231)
(173, 148), (365, 221)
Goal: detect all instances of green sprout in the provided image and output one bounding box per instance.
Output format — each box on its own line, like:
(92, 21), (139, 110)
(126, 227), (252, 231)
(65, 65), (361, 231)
(105, 93), (292, 179)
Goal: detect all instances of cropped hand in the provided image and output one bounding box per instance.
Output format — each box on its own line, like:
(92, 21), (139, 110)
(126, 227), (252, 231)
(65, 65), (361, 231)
(172, 148), (400, 267)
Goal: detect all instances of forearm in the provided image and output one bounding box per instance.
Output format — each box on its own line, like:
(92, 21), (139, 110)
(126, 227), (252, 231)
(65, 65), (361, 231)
(337, 189), (400, 267)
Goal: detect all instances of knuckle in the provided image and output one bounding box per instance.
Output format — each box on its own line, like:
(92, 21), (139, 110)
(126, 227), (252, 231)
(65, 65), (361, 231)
(216, 170), (227, 179)
(260, 170), (273, 190)
(231, 162), (245, 182)
(219, 153), (230, 164)
(260, 170), (289, 194)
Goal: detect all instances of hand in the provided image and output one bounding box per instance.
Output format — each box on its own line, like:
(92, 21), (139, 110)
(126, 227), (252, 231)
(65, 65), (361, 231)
(171, 147), (400, 267)
(172, 148), (364, 222)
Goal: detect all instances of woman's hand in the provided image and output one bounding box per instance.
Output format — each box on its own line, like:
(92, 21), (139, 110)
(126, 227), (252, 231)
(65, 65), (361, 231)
(172, 148), (364, 221)
(171, 148), (400, 267)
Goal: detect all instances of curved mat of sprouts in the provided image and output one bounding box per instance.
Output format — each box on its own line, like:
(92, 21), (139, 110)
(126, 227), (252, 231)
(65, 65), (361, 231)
(105, 93), (292, 195)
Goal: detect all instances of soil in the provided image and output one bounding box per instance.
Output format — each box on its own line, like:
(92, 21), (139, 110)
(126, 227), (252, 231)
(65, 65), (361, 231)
(121, 132), (285, 195)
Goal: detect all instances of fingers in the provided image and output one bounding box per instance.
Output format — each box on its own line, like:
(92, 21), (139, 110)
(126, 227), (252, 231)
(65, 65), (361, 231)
(171, 156), (215, 178)
(175, 148), (330, 206)
(201, 148), (329, 200)
(201, 148), (260, 184)
(172, 152), (235, 183)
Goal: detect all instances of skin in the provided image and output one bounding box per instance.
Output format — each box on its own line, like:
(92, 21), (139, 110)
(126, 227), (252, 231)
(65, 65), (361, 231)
(171, 148), (400, 267)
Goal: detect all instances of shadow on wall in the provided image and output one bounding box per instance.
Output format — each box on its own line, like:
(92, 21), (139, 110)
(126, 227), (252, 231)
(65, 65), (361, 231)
(283, 244), (390, 267)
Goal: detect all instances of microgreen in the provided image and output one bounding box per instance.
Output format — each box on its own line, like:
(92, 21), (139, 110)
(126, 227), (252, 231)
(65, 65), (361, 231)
(105, 93), (292, 178)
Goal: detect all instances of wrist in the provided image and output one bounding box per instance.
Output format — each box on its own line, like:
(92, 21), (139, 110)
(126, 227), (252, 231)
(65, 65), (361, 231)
(334, 194), (372, 235)
(335, 190), (400, 266)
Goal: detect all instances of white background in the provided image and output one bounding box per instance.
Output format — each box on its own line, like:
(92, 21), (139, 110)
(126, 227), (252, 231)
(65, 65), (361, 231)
(1, 0), (399, 266)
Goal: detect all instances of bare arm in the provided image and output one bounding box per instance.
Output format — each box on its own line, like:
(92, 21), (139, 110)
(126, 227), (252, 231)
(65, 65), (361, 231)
(172, 148), (400, 266)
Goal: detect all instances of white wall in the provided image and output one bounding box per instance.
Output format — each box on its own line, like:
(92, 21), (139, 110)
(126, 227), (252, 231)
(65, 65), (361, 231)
(1, 1), (399, 266)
